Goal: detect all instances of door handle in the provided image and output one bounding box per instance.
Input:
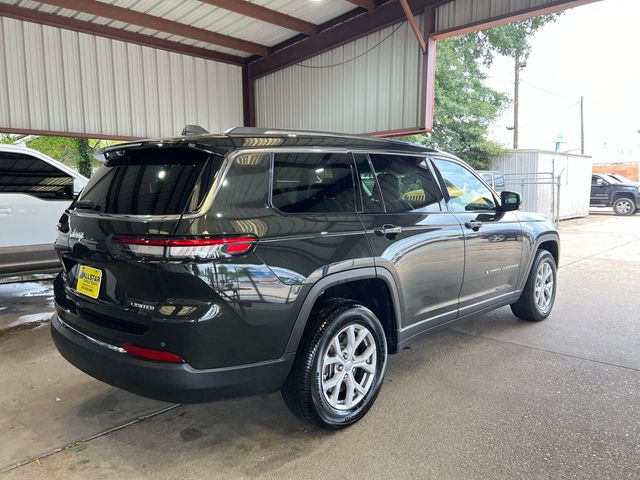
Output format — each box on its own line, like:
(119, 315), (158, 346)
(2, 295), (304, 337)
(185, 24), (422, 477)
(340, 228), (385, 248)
(373, 224), (402, 238)
(464, 220), (482, 231)
(0, 204), (11, 216)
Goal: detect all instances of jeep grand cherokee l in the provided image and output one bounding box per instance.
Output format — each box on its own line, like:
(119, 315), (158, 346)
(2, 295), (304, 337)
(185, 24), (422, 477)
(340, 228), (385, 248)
(51, 128), (560, 429)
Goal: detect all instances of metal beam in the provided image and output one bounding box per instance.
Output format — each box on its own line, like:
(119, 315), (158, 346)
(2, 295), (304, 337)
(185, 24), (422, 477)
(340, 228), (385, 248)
(0, 3), (246, 65)
(198, 0), (317, 36)
(35, 0), (270, 56)
(431, 0), (601, 39)
(242, 65), (256, 127)
(248, 0), (438, 80)
(399, 0), (427, 53)
(346, 0), (377, 10)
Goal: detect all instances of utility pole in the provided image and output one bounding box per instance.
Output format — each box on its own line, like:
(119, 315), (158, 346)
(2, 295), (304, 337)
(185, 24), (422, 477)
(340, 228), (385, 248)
(513, 54), (526, 149)
(580, 95), (585, 155)
(513, 54), (520, 149)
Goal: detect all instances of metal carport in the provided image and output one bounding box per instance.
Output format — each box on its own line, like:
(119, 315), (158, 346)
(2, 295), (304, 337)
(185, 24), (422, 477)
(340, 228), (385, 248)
(0, 0), (598, 139)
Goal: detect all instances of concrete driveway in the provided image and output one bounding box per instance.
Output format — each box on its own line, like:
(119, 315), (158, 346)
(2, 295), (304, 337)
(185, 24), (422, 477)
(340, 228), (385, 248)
(1, 213), (639, 479)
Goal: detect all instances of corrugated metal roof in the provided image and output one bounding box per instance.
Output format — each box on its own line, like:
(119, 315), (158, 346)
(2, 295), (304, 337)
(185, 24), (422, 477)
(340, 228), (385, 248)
(435, 0), (569, 33)
(0, 0), (360, 58)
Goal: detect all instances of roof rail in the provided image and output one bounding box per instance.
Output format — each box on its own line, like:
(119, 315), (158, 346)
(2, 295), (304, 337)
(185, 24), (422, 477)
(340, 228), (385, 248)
(224, 126), (380, 140)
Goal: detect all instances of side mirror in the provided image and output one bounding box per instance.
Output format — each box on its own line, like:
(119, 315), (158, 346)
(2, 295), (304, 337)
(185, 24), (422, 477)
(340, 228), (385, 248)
(498, 191), (520, 212)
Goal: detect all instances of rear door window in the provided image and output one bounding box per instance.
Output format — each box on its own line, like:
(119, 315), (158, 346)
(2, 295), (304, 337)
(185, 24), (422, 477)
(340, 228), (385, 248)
(271, 152), (356, 214)
(76, 147), (220, 215)
(0, 151), (74, 200)
(368, 154), (442, 213)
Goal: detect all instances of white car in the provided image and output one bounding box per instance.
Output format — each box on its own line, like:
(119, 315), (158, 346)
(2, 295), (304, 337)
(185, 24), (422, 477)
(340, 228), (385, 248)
(0, 144), (87, 278)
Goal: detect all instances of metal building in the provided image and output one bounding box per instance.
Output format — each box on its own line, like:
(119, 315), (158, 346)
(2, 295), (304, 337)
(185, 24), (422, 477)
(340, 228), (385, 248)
(491, 150), (592, 221)
(0, 0), (599, 139)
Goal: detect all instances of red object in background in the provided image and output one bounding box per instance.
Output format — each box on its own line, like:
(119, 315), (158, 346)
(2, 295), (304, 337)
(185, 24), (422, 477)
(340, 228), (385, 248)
(592, 163), (639, 182)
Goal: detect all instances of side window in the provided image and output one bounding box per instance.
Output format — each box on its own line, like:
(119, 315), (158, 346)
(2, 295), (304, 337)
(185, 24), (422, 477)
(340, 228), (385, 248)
(368, 154), (441, 213)
(494, 174), (505, 190)
(591, 175), (603, 186)
(271, 152), (356, 214)
(432, 158), (496, 212)
(0, 151), (74, 200)
(353, 154), (383, 213)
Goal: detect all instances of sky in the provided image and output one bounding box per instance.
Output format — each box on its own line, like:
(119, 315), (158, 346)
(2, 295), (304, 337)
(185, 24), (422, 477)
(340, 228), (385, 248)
(485, 0), (640, 163)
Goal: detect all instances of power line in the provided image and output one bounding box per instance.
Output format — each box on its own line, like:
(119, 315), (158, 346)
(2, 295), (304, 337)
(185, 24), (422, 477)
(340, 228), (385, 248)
(294, 22), (405, 69)
(519, 79), (574, 98)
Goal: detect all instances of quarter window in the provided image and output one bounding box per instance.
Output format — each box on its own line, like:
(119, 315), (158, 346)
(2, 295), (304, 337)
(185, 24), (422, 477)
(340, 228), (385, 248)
(0, 151), (74, 200)
(432, 158), (496, 212)
(271, 153), (356, 214)
(368, 154), (441, 213)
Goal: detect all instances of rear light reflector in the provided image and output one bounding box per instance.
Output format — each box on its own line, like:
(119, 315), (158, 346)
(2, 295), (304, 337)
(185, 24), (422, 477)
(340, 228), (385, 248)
(122, 343), (184, 363)
(112, 235), (257, 260)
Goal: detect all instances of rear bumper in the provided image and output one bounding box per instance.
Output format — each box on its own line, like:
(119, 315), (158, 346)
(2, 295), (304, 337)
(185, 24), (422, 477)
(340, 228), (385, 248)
(51, 314), (294, 403)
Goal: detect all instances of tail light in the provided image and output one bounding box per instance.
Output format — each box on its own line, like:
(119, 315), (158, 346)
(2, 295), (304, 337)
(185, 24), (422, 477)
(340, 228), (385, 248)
(112, 235), (257, 260)
(122, 343), (184, 363)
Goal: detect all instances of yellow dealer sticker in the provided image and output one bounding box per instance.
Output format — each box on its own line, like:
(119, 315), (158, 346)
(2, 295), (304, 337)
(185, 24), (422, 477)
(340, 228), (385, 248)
(76, 265), (102, 299)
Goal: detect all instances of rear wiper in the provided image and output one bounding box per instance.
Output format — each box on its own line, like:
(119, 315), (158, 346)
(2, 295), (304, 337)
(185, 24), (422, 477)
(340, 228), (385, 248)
(74, 200), (101, 212)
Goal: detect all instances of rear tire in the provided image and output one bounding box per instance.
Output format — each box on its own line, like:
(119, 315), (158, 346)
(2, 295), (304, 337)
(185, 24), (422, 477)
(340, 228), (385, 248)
(613, 197), (636, 216)
(511, 249), (557, 322)
(281, 299), (387, 429)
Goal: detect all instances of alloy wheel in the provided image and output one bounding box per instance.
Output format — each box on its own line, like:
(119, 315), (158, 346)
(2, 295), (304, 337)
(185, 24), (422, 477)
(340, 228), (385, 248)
(320, 324), (377, 411)
(534, 261), (554, 314)
(615, 199), (632, 215)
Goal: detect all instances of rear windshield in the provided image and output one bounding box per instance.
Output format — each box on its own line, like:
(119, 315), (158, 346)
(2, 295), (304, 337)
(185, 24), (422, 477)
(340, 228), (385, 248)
(77, 148), (220, 215)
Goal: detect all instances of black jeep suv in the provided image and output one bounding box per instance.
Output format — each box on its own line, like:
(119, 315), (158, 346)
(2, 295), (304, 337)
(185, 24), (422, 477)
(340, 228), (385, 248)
(590, 173), (640, 215)
(51, 128), (560, 429)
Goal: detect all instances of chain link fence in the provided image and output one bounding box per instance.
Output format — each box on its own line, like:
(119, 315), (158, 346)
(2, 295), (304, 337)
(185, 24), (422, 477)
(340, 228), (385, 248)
(501, 172), (558, 223)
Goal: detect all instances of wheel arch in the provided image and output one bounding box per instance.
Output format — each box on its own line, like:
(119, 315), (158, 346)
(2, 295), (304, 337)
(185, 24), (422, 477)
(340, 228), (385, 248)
(285, 268), (403, 355)
(612, 191), (636, 202)
(518, 232), (560, 292)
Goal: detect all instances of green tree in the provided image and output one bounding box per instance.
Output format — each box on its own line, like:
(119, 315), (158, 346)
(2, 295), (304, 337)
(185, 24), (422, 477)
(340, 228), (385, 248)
(25, 136), (80, 167)
(74, 138), (93, 178)
(0, 134), (18, 144)
(20, 135), (121, 178)
(404, 15), (559, 169)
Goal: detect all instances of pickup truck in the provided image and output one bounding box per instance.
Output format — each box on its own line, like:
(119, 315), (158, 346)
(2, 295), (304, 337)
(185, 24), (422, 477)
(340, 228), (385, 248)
(590, 173), (640, 215)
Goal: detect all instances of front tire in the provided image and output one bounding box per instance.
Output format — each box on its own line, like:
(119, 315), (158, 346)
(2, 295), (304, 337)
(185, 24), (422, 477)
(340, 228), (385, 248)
(281, 299), (387, 429)
(511, 249), (557, 322)
(613, 197), (636, 216)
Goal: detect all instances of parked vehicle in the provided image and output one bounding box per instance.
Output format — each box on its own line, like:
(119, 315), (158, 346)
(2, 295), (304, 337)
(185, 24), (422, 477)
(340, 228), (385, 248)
(51, 128), (560, 429)
(0, 145), (87, 278)
(478, 170), (506, 192)
(590, 173), (640, 215)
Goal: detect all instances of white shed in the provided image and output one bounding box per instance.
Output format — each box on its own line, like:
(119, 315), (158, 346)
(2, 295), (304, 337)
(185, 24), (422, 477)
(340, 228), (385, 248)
(491, 150), (592, 221)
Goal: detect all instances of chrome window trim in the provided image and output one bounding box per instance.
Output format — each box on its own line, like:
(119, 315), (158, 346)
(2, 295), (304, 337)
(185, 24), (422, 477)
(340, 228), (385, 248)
(65, 146), (454, 222)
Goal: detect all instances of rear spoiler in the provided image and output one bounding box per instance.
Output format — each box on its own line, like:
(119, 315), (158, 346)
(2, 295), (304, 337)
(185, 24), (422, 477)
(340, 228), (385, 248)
(95, 125), (213, 162)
